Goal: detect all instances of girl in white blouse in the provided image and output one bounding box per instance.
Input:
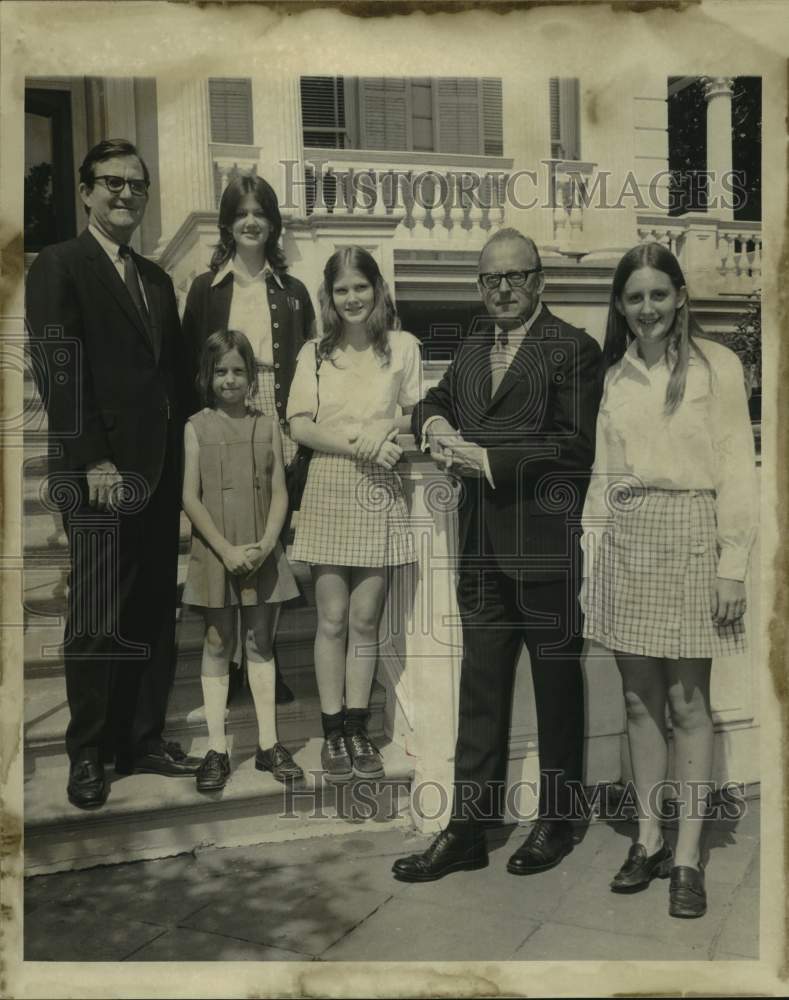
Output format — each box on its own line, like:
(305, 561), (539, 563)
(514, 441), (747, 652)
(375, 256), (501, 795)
(581, 243), (757, 919)
(288, 246), (421, 782)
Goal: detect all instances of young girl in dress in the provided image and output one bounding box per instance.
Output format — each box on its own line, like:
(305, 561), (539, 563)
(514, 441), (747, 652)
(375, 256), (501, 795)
(287, 247), (422, 782)
(581, 243), (757, 918)
(182, 329), (303, 792)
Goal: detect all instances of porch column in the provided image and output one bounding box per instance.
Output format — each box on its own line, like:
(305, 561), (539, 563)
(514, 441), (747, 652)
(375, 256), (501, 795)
(155, 77), (214, 250)
(702, 76), (735, 222)
(502, 79), (554, 252)
(253, 77), (307, 218)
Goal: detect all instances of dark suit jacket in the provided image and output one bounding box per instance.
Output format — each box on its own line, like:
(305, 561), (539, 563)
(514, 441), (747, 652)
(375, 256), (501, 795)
(26, 228), (195, 497)
(412, 305), (604, 581)
(181, 267), (315, 423)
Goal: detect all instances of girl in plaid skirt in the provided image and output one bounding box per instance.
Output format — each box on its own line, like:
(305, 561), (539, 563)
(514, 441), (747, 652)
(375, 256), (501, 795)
(581, 243), (757, 918)
(288, 247), (421, 782)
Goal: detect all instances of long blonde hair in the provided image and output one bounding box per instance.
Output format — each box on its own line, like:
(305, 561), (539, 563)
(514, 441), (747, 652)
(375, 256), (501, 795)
(603, 243), (710, 414)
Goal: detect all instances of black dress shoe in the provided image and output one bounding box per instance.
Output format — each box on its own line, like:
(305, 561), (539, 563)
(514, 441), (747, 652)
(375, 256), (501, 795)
(506, 819), (574, 875)
(669, 864), (707, 918)
(67, 757), (107, 809)
(132, 739), (202, 776)
(392, 828), (488, 882)
(610, 841), (673, 893)
(196, 749), (231, 792)
(255, 742), (304, 782)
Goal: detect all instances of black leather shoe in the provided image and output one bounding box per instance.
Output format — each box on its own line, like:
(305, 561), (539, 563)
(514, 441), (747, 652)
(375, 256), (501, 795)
(321, 732), (353, 782)
(133, 739), (202, 776)
(392, 828), (489, 882)
(67, 757), (107, 809)
(669, 865), (707, 918)
(255, 742), (304, 782)
(196, 749), (231, 792)
(345, 730), (385, 779)
(507, 819), (574, 875)
(610, 841), (673, 893)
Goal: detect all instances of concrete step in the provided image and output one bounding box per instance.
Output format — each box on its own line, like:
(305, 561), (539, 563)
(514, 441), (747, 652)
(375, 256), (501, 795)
(24, 737), (414, 874)
(23, 509), (194, 559)
(24, 599), (318, 680)
(24, 670), (387, 762)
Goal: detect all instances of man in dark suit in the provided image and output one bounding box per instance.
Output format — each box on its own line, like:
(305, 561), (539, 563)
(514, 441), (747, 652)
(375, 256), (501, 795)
(393, 227), (604, 881)
(26, 138), (200, 809)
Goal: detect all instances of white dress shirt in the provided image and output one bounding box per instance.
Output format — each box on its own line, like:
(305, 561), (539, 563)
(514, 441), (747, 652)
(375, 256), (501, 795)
(287, 330), (422, 433)
(582, 337), (757, 581)
(421, 299), (543, 488)
(212, 257), (282, 366)
(88, 224), (148, 309)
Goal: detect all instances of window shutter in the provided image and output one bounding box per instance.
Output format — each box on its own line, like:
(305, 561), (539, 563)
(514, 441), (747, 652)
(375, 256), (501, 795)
(300, 77), (346, 148)
(208, 79), (253, 144)
(549, 78), (580, 160)
(359, 78), (409, 150)
(435, 78), (483, 155)
(549, 78), (562, 158)
(481, 79), (503, 156)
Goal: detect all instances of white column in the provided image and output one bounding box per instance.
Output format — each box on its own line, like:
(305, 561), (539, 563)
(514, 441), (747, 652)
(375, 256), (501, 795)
(253, 77), (306, 218)
(103, 79), (136, 144)
(155, 77), (213, 248)
(702, 76), (735, 222)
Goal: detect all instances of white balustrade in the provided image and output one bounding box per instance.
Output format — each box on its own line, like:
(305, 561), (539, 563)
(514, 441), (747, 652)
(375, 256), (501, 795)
(636, 224), (687, 259)
(549, 160), (596, 252)
(717, 227), (762, 289)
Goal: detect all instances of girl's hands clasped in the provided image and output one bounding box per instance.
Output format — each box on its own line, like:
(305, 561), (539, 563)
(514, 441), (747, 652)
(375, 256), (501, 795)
(221, 543), (257, 576)
(351, 421), (399, 462)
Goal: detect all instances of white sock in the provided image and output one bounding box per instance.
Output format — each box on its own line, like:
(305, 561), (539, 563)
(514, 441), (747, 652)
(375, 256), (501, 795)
(247, 655), (277, 749)
(201, 674), (229, 754)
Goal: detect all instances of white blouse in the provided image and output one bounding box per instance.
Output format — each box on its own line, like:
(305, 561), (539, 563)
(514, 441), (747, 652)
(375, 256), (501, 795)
(287, 329), (423, 437)
(582, 337), (757, 581)
(212, 257), (280, 366)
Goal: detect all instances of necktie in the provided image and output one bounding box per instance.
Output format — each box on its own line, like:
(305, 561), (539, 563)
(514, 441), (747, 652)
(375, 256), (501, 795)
(118, 244), (153, 345)
(490, 330), (509, 397)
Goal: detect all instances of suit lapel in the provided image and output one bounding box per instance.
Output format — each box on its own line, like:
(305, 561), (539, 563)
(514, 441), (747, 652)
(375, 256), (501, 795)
(79, 229), (155, 358)
(460, 326), (495, 417)
(137, 261), (162, 364)
(486, 305), (549, 412)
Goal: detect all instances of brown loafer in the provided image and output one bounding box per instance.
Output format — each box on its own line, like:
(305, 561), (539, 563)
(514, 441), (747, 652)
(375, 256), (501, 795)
(669, 864), (707, 918)
(610, 841), (673, 893)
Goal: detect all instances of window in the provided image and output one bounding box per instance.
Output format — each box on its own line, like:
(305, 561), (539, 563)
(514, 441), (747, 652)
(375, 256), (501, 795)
(549, 78), (581, 160)
(208, 78), (253, 144)
(300, 76), (503, 156)
(25, 88), (76, 252)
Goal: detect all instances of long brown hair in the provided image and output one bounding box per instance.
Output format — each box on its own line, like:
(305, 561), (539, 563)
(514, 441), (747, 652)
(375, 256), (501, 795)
(209, 174), (287, 274)
(603, 242), (710, 414)
(318, 246), (400, 365)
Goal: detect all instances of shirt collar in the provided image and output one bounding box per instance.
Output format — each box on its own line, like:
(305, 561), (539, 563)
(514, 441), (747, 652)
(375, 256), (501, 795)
(88, 223), (125, 263)
(212, 256), (284, 289)
(494, 298), (542, 344)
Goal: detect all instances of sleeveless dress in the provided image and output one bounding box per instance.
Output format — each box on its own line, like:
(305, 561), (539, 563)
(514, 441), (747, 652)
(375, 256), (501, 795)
(182, 408), (299, 608)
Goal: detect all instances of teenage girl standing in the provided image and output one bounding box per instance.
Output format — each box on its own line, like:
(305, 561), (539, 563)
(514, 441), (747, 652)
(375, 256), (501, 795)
(182, 329), (302, 791)
(287, 247), (421, 782)
(581, 243), (757, 918)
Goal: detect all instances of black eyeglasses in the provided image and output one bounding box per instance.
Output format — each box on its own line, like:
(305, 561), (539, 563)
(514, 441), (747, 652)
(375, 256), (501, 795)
(93, 175), (149, 197)
(478, 269), (541, 290)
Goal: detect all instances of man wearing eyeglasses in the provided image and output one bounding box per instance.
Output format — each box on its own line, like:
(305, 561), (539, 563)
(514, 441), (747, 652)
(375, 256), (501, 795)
(394, 227), (604, 882)
(26, 138), (200, 809)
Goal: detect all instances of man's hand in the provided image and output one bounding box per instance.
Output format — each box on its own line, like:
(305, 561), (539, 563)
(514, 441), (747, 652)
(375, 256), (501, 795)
(712, 577), (747, 627)
(85, 459), (123, 510)
(350, 421), (399, 462)
(424, 417), (458, 470)
(444, 439), (488, 478)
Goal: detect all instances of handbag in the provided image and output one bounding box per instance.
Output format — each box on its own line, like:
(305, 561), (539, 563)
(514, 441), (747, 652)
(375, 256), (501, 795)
(285, 342), (322, 512)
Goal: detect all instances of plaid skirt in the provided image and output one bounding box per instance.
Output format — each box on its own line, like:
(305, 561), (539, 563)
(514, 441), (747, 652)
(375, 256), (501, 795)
(256, 366), (298, 466)
(583, 488), (746, 659)
(292, 452), (416, 567)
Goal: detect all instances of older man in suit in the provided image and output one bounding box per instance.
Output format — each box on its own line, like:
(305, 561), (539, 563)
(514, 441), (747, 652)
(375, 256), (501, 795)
(393, 227), (604, 881)
(26, 138), (200, 809)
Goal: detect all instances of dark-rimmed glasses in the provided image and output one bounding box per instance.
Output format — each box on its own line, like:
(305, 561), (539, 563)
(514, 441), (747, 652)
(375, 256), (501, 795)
(93, 175), (149, 197)
(478, 269), (541, 290)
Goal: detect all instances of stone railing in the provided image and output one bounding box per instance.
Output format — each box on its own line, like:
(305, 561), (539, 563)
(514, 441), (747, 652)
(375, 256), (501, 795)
(209, 142), (261, 206)
(302, 149), (513, 241)
(546, 159), (597, 254)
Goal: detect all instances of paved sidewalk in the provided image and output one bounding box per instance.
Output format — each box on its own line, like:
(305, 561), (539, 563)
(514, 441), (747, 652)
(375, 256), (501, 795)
(23, 800), (759, 963)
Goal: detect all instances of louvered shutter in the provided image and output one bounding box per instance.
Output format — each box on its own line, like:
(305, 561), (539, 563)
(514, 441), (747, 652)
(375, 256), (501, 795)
(481, 79), (503, 156)
(208, 79), (253, 144)
(435, 79), (484, 154)
(549, 78), (562, 158)
(300, 77), (346, 148)
(549, 78), (580, 160)
(359, 79), (409, 150)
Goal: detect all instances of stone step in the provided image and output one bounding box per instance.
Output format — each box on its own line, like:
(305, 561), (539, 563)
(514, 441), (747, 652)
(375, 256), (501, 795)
(24, 670), (387, 763)
(24, 737), (414, 874)
(23, 597), (318, 680)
